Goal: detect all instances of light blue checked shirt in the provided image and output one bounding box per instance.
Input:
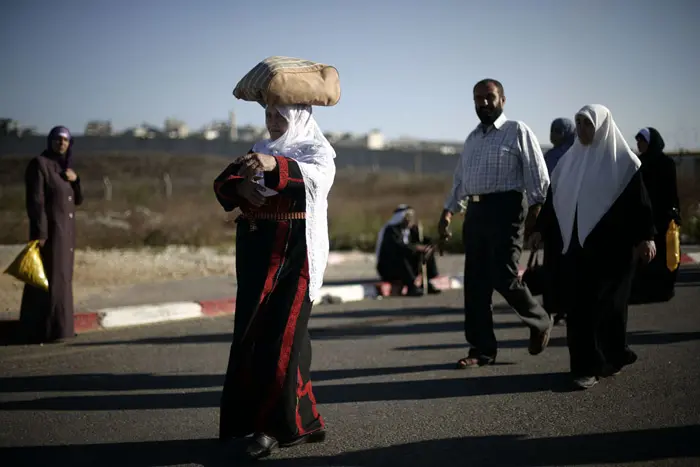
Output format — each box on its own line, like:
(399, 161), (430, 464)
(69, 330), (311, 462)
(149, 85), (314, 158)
(444, 113), (550, 213)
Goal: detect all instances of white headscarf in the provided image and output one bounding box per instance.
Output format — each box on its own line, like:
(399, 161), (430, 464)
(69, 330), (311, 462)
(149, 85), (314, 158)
(252, 105), (336, 303)
(552, 104), (641, 253)
(375, 205), (413, 262)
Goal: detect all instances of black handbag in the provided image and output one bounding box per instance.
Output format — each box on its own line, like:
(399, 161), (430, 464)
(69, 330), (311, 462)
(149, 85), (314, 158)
(522, 249), (546, 296)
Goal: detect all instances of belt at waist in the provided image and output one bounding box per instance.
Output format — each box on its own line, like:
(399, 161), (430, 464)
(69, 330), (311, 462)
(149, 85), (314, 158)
(240, 211), (306, 220)
(467, 190), (521, 203)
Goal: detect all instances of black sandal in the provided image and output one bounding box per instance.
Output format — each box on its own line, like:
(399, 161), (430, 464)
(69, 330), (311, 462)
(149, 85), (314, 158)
(246, 433), (279, 459)
(456, 355), (496, 369)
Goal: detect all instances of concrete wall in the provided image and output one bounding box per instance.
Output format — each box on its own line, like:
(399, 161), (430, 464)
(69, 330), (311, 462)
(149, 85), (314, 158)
(1, 135), (699, 179)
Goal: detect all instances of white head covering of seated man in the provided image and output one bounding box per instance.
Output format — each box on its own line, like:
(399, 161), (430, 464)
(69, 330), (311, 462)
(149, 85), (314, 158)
(251, 104), (336, 303)
(551, 104), (642, 254)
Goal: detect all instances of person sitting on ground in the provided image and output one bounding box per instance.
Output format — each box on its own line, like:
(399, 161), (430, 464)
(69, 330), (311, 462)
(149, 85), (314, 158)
(375, 205), (441, 296)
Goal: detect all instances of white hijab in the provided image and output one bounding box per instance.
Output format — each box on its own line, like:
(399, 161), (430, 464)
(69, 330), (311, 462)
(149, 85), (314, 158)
(375, 205), (412, 262)
(552, 104), (641, 253)
(252, 105), (336, 303)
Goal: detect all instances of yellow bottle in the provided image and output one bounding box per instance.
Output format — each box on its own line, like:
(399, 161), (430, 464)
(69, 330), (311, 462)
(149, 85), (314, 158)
(665, 219), (680, 272)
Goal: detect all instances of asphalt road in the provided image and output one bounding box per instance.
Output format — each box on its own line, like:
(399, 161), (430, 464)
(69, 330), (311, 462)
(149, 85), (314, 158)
(1, 269), (700, 467)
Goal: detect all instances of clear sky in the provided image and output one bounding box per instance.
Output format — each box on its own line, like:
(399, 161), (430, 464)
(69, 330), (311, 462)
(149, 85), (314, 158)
(1, 0), (699, 150)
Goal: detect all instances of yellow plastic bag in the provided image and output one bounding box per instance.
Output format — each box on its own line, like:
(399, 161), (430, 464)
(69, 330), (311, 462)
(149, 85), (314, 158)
(665, 219), (681, 272)
(3, 240), (49, 291)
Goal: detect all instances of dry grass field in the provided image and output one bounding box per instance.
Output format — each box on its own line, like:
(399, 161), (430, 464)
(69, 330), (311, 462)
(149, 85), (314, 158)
(0, 152), (465, 252)
(0, 152), (698, 252)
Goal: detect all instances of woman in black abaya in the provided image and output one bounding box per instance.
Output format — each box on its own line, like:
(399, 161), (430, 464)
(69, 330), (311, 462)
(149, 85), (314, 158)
(530, 104), (656, 390)
(629, 127), (682, 304)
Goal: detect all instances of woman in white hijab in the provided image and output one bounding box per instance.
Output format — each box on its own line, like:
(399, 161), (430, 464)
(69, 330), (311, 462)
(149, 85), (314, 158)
(213, 104), (335, 459)
(529, 104), (656, 390)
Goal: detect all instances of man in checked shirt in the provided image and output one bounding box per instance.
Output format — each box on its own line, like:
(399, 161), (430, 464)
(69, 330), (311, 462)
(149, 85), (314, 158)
(438, 78), (554, 369)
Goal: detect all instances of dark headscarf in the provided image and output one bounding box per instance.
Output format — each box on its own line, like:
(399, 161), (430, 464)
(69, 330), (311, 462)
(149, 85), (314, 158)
(636, 127), (681, 226)
(46, 126), (73, 170)
(636, 127), (666, 159)
(543, 118), (576, 175)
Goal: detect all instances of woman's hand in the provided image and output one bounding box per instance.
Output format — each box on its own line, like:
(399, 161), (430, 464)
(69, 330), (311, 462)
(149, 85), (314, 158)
(235, 153), (277, 178)
(636, 240), (657, 263)
(63, 169), (78, 182)
(236, 178), (266, 207)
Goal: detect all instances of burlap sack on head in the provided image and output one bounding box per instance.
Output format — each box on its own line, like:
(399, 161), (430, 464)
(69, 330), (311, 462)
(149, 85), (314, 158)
(233, 56), (341, 108)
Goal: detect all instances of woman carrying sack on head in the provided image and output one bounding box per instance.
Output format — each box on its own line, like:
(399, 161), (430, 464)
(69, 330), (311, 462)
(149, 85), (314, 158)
(215, 104), (335, 460)
(214, 56), (340, 461)
(20, 126), (83, 344)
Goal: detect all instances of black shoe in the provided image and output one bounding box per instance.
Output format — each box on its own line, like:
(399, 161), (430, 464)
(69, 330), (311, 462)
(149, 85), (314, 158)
(246, 433), (278, 459)
(428, 284), (442, 295)
(279, 429), (326, 448)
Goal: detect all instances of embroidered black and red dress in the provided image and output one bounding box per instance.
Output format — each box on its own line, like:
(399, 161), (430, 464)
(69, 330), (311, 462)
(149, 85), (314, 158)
(213, 154), (324, 444)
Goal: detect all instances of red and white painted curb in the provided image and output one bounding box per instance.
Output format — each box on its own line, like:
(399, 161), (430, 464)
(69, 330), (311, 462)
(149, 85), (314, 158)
(63, 274), (466, 334)
(4, 251), (699, 336)
(682, 252), (700, 265)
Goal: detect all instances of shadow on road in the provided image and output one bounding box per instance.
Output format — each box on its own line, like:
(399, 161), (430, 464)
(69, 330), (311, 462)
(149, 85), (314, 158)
(0, 371), (571, 411)
(0, 362), (487, 393)
(1, 425), (698, 467)
(65, 312), (525, 347)
(395, 329), (700, 352)
(256, 425), (700, 467)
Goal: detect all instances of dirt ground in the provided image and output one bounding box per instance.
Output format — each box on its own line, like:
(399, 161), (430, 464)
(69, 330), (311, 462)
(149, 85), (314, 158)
(0, 245), (373, 313)
(0, 245), (238, 313)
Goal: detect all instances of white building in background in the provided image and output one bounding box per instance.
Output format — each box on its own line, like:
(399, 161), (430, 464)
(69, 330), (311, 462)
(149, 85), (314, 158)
(84, 120), (113, 136)
(203, 129), (220, 140)
(438, 145), (458, 154)
(129, 124), (161, 139)
(237, 124), (269, 142)
(366, 129), (385, 150)
(164, 118), (189, 139)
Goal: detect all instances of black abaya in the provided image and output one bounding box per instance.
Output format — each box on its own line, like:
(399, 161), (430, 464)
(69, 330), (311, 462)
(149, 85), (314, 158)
(534, 171), (655, 377)
(630, 128), (681, 304)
